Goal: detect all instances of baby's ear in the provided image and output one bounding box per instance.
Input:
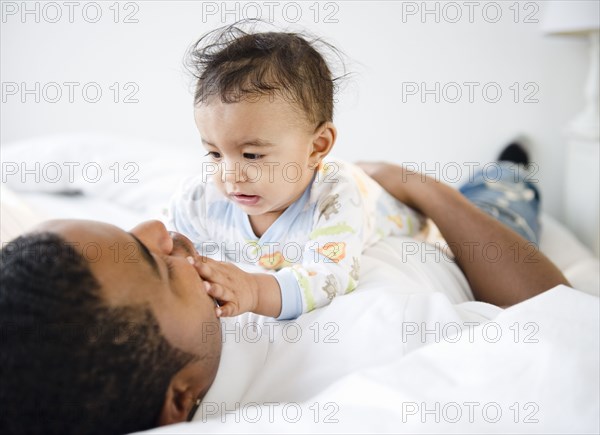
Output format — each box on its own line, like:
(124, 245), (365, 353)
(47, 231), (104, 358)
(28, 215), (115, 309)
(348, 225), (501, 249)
(310, 121), (337, 161)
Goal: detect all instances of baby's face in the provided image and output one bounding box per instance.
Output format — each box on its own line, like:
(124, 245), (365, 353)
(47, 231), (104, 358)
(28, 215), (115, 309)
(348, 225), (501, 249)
(194, 94), (322, 225)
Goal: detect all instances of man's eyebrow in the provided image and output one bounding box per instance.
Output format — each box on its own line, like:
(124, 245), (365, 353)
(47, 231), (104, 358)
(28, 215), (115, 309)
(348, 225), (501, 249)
(128, 233), (160, 278)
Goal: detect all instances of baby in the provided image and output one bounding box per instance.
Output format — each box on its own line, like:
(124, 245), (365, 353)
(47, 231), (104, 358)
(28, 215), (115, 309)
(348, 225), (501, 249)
(167, 23), (423, 320)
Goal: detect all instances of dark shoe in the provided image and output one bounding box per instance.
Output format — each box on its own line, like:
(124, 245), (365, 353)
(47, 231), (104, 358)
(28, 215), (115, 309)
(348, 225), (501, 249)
(498, 142), (529, 167)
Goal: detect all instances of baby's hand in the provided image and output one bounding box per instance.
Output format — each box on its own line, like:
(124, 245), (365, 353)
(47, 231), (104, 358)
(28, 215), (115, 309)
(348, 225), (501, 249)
(193, 257), (259, 317)
(193, 257), (282, 318)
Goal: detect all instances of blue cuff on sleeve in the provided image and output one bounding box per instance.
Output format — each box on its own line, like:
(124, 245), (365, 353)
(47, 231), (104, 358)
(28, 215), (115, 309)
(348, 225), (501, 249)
(273, 268), (303, 320)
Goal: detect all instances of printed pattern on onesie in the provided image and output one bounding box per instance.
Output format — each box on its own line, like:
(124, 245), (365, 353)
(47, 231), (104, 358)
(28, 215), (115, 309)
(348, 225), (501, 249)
(167, 158), (424, 317)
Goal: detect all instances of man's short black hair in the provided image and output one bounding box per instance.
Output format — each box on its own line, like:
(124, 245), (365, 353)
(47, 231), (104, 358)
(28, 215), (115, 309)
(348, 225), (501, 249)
(0, 232), (196, 434)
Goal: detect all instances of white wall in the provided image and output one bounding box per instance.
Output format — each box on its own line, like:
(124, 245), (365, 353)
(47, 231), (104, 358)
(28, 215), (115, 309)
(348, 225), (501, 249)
(0, 1), (591, 220)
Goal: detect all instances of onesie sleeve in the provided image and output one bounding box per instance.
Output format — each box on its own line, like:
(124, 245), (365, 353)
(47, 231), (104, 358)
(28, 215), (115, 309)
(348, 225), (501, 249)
(273, 163), (369, 319)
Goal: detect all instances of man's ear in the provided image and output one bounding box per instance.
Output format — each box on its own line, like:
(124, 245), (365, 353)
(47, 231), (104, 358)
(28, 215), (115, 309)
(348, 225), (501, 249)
(157, 373), (197, 426)
(309, 122), (337, 166)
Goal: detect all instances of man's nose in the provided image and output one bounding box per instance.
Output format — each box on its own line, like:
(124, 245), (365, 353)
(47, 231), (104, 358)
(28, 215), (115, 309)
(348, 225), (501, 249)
(170, 232), (199, 260)
(130, 220), (173, 255)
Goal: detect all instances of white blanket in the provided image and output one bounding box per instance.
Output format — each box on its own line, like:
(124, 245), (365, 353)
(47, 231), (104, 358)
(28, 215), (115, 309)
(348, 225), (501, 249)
(141, 237), (599, 434)
(1, 135), (598, 433)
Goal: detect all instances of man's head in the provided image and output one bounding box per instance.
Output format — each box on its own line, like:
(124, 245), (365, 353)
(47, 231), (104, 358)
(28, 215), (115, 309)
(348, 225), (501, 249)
(0, 220), (222, 434)
(187, 23), (342, 226)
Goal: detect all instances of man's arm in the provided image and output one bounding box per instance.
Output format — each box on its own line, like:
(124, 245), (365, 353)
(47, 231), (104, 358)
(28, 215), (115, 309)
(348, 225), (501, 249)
(358, 162), (570, 307)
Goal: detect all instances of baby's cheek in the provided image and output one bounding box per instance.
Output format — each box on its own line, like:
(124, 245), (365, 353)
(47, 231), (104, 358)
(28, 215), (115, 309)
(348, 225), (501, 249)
(244, 164), (262, 181)
(213, 176), (227, 194)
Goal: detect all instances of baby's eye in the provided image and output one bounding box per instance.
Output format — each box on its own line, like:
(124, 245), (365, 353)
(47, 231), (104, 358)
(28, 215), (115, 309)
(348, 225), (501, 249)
(205, 151), (221, 160)
(243, 153), (263, 160)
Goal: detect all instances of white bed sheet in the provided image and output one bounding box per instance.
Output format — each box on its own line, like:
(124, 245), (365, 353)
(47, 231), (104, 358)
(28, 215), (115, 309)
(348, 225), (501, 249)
(140, 284), (598, 434)
(2, 135), (599, 433)
(9, 191), (600, 434)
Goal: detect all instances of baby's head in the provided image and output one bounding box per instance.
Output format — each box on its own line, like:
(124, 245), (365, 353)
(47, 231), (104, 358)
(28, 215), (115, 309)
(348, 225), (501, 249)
(187, 22), (342, 228)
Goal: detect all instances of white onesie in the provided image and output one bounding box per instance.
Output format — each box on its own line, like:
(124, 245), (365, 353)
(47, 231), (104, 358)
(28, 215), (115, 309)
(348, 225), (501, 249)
(167, 158), (423, 319)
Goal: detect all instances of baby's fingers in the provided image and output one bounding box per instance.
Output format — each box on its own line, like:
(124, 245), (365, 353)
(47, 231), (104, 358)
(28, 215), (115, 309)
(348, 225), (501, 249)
(215, 302), (238, 317)
(204, 281), (234, 304)
(194, 257), (227, 281)
(204, 282), (240, 317)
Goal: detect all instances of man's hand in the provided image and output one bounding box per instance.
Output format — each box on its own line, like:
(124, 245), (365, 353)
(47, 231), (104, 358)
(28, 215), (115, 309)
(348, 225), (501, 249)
(193, 257), (282, 318)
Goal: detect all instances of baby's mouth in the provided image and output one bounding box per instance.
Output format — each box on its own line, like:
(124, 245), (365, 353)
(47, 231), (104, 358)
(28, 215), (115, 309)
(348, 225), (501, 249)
(229, 193), (260, 206)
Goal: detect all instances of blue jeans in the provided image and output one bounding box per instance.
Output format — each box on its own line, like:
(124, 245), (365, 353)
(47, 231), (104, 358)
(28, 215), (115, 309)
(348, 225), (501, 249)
(459, 162), (540, 245)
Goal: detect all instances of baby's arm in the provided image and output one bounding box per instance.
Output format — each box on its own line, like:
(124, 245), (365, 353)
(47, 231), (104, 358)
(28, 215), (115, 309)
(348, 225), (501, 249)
(273, 162), (425, 318)
(167, 176), (282, 317)
(193, 257), (282, 317)
(267, 163), (379, 319)
(193, 193), (364, 320)
(196, 162), (421, 320)
(191, 165), (367, 319)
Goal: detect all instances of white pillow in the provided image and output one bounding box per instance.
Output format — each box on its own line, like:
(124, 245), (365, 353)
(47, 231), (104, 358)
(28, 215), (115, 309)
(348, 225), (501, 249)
(0, 184), (46, 244)
(1, 134), (203, 213)
(538, 214), (599, 296)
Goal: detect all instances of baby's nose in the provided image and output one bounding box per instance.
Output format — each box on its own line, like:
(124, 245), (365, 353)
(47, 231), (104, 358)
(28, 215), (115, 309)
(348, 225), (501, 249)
(220, 161), (245, 183)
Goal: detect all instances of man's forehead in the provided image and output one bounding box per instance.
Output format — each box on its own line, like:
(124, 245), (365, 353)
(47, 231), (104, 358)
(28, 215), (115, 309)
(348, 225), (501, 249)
(36, 219), (122, 241)
(34, 220), (156, 303)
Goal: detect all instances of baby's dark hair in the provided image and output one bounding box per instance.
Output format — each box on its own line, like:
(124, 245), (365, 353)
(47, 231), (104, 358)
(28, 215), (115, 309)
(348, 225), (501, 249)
(186, 19), (348, 126)
(0, 232), (196, 435)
